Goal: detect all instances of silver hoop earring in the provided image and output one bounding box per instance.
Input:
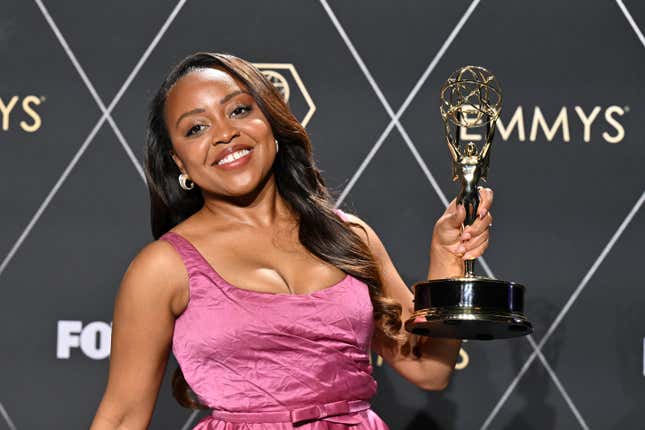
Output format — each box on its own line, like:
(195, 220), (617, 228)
(275, 138), (279, 153)
(178, 173), (194, 190)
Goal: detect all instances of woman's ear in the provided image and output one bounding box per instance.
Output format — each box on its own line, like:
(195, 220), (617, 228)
(170, 151), (185, 173)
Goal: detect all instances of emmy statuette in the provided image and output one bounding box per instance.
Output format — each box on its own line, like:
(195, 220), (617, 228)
(404, 66), (533, 340)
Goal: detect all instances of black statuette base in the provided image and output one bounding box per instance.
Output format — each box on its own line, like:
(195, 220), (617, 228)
(405, 277), (533, 340)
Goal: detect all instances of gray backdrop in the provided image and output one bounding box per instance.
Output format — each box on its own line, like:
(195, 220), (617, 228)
(1, 1), (644, 429)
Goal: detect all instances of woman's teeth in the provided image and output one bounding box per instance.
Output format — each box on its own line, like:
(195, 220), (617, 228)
(217, 149), (251, 166)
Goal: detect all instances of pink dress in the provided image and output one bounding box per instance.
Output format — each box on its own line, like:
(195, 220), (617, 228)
(159, 209), (390, 430)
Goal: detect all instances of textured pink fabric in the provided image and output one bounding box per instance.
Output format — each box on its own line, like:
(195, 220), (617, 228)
(160, 209), (390, 429)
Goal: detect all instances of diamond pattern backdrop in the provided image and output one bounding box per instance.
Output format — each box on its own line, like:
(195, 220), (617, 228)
(1, 1), (643, 429)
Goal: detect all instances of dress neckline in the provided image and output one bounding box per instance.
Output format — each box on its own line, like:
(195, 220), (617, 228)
(162, 231), (352, 298)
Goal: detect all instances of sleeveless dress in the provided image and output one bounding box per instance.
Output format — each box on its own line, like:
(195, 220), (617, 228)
(159, 209), (390, 430)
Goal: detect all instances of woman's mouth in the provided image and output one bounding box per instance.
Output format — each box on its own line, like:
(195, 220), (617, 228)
(214, 148), (253, 169)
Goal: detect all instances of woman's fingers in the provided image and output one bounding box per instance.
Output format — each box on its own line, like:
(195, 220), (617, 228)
(461, 201), (492, 258)
(463, 236), (490, 260)
(463, 228), (489, 255)
(477, 186), (494, 219)
(462, 212), (492, 240)
(432, 189), (494, 259)
(458, 187), (493, 239)
(444, 198), (466, 228)
(433, 198), (466, 247)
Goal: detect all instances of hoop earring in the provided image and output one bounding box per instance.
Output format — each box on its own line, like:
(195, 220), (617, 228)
(275, 138), (279, 153)
(178, 173), (194, 190)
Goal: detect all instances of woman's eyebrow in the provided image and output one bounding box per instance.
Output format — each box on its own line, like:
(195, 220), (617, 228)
(175, 90), (251, 128)
(175, 108), (205, 128)
(219, 90), (249, 105)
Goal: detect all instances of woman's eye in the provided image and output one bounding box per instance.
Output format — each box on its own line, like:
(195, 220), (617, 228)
(185, 124), (206, 137)
(231, 105), (251, 118)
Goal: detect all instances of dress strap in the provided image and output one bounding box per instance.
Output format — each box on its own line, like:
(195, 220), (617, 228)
(333, 207), (350, 222)
(209, 399), (371, 425)
(159, 231), (208, 278)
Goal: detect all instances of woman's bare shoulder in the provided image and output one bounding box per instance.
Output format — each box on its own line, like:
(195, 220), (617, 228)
(118, 237), (189, 316)
(337, 211), (373, 242)
(338, 211), (392, 263)
(128, 236), (184, 271)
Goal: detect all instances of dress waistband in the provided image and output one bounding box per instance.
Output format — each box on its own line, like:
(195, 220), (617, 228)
(210, 399), (371, 425)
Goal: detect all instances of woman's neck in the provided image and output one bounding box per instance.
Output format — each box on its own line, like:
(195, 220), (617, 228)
(198, 175), (293, 228)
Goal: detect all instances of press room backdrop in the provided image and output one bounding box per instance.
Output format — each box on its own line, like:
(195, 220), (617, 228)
(1, 0), (644, 429)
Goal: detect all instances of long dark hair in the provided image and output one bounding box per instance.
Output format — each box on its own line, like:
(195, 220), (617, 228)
(144, 52), (403, 409)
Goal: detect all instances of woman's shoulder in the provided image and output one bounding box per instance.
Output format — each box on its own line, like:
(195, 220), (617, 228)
(118, 237), (189, 317)
(335, 209), (390, 259)
(134, 236), (186, 270)
(334, 209), (376, 243)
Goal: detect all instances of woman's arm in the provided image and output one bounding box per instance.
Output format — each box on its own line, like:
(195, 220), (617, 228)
(90, 240), (187, 429)
(345, 188), (493, 391)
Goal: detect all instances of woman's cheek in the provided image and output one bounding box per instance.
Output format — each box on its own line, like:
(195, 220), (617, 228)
(247, 117), (272, 136)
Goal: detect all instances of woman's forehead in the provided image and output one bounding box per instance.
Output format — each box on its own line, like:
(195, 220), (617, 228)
(164, 67), (249, 122)
(171, 67), (242, 97)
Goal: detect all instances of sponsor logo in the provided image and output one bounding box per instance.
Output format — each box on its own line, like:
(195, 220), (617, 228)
(57, 319), (475, 372)
(253, 63), (316, 127)
(0, 95), (44, 133)
(460, 105), (626, 144)
(56, 320), (111, 360)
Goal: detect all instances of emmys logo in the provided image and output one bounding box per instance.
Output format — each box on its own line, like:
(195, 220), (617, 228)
(253, 63), (316, 127)
(56, 320), (111, 360)
(0, 95), (44, 132)
(460, 105), (626, 144)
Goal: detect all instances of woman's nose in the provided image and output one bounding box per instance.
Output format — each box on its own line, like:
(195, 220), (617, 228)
(213, 121), (240, 145)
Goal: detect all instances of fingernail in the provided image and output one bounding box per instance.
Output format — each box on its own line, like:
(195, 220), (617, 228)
(479, 208), (487, 219)
(457, 245), (465, 254)
(462, 232), (471, 241)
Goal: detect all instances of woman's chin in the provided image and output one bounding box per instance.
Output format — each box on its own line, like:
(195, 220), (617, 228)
(204, 182), (267, 201)
(202, 168), (275, 201)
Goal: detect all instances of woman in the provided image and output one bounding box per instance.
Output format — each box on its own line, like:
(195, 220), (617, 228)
(90, 52), (493, 430)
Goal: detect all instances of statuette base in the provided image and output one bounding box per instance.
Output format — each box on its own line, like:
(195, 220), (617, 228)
(404, 277), (533, 340)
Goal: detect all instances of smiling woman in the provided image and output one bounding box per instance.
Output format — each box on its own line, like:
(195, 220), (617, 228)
(89, 52), (493, 430)
(165, 69), (275, 197)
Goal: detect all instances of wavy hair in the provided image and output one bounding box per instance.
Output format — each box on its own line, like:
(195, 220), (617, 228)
(144, 52), (403, 409)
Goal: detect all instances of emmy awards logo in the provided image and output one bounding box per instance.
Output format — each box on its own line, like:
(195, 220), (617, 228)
(404, 66), (532, 340)
(259, 69), (291, 102)
(253, 63), (316, 127)
(0, 94), (44, 132)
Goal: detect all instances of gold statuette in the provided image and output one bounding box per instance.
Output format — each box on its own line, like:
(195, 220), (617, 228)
(405, 66), (532, 340)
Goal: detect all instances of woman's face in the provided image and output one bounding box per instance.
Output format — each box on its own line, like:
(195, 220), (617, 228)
(164, 67), (276, 198)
